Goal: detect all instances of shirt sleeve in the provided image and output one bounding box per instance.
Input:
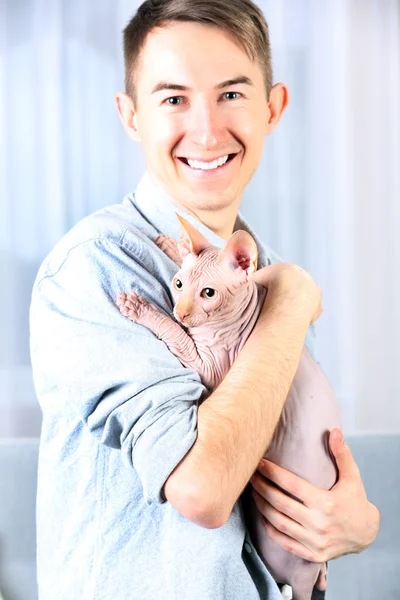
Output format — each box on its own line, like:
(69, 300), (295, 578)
(30, 234), (207, 505)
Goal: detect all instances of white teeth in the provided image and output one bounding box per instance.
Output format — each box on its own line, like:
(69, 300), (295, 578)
(187, 155), (229, 170)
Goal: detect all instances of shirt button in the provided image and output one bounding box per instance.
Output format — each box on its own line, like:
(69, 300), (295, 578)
(244, 542), (252, 554)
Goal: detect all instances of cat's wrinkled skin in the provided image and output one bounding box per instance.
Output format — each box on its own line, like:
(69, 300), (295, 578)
(117, 215), (341, 600)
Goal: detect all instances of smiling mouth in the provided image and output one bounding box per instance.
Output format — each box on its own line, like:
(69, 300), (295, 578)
(177, 153), (238, 169)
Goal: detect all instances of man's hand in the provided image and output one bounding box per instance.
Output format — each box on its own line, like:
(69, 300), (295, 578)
(249, 262), (323, 325)
(250, 429), (380, 589)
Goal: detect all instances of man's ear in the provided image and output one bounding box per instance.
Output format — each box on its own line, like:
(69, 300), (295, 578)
(218, 230), (258, 277)
(176, 213), (212, 260)
(115, 92), (141, 142)
(264, 82), (290, 135)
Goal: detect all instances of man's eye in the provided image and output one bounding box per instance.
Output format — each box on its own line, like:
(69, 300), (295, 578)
(223, 91), (242, 101)
(165, 96), (184, 106)
(174, 279), (183, 290)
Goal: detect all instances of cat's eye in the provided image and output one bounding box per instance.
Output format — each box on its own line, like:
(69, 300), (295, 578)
(174, 279), (183, 290)
(201, 288), (216, 299)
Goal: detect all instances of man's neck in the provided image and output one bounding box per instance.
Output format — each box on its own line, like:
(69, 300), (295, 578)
(187, 209), (237, 241)
(147, 171), (239, 241)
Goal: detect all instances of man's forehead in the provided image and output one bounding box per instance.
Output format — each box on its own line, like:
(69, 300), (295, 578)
(137, 22), (260, 91)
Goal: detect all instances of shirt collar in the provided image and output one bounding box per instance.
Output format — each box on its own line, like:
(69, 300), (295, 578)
(132, 170), (272, 268)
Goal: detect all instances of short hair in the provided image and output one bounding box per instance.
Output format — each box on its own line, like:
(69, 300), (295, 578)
(122, 0), (273, 108)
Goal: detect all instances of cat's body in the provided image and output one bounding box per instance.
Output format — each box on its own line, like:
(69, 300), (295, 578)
(117, 218), (341, 600)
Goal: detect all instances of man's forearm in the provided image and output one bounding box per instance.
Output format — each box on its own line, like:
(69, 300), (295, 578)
(164, 297), (311, 528)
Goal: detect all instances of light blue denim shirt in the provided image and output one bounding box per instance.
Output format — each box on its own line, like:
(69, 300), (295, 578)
(30, 171), (316, 600)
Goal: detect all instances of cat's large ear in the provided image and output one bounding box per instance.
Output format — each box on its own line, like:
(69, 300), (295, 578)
(218, 230), (258, 279)
(176, 213), (212, 260)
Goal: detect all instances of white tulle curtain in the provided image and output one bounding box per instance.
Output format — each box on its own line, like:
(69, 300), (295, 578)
(1, 0), (399, 438)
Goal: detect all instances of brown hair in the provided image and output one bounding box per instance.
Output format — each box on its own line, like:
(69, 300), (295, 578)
(122, 0), (273, 108)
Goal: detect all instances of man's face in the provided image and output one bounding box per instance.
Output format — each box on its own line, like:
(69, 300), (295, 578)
(120, 22), (285, 215)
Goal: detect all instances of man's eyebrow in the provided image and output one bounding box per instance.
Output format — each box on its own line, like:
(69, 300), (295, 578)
(151, 76), (254, 94)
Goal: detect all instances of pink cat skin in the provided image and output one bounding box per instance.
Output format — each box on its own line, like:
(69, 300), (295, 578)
(117, 215), (342, 600)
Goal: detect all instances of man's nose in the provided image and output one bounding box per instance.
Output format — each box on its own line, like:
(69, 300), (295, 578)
(187, 102), (223, 149)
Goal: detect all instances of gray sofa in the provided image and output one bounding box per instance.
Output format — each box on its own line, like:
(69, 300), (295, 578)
(0, 435), (399, 599)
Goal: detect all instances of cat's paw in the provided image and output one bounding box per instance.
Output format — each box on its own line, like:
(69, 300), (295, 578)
(117, 291), (154, 323)
(155, 234), (182, 266)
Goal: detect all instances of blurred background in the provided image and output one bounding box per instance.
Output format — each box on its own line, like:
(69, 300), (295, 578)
(1, 0), (399, 439)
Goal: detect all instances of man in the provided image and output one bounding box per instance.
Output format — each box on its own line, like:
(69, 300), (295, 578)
(30, 1), (379, 599)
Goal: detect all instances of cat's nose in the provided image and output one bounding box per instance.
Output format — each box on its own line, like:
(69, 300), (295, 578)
(176, 309), (191, 321)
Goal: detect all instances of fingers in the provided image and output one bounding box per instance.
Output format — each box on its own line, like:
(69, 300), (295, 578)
(251, 488), (310, 548)
(250, 473), (309, 526)
(117, 292), (127, 306)
(252, 498), (322, 562)
(250, 481), (332, 562)
(315, 564), (328, 591)
(256, 459), (324, 509)
(329, 429), (361, 482)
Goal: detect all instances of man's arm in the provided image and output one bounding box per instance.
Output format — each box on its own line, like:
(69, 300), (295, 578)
(164, 262), (322, 528)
